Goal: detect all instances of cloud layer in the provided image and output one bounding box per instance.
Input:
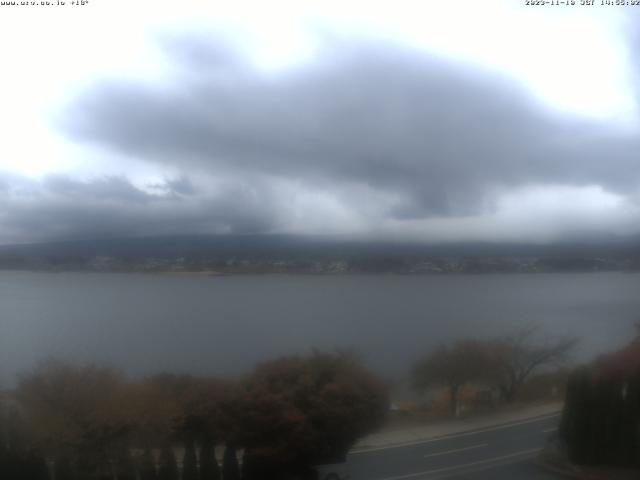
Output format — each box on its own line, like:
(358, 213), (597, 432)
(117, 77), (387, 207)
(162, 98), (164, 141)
(3, 33), (640, 244)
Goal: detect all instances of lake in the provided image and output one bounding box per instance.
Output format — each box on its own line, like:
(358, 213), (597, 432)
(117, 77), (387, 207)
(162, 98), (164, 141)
(1, 271), (638, 385)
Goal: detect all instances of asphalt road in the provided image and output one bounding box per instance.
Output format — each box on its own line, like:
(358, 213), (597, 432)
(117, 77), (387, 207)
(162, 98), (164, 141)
(341, 413), (563, 480)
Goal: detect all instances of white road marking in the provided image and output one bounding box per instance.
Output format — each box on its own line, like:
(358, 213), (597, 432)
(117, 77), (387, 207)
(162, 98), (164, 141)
(350, 412), (560, 454)
(423, 443), (487, 459)
(542, 427), (557, 433)
(377, 448), (540, 480)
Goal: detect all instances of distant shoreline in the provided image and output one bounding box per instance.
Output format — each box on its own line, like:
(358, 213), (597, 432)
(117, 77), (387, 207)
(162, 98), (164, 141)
(2, 268), (640, 276)
(155, 270), (227, 277)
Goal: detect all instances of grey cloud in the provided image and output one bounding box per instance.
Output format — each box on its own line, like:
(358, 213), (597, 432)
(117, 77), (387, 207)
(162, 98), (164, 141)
(147, 175), (197, 197)
(44, 175), (152, 203)
(157, 32), (247, 74)
(166, 176), (196, 195)
(58, 35), (640, 223)
(0, 174), (278, 244)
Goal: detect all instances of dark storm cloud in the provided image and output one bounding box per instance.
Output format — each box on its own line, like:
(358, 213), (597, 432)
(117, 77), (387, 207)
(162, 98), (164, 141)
(58, 36), (640, 222)
(0, 173), (278, 243)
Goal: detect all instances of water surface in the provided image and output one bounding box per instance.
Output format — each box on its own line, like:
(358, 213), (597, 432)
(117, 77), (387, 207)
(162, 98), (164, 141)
(1, 271), (637, 384)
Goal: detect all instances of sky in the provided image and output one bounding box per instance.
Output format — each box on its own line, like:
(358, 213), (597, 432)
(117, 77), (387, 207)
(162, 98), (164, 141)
(1, 0), (640, 245)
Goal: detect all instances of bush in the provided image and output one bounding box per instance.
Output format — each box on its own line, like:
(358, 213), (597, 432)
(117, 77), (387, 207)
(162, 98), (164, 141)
(560, 338), (640, 468)
(228, 351), (388, 472)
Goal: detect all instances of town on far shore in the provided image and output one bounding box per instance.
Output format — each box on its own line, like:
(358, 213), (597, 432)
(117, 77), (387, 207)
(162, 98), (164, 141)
(1, 252), (639, 274)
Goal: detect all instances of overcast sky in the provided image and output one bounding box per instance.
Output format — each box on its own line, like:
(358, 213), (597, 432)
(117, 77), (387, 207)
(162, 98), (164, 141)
(1, 0), (639, 245)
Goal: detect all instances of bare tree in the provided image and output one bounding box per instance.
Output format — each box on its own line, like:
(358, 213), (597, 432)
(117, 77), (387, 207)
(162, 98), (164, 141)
(412, 340), (494, 416)
(490, 324), (578, 403)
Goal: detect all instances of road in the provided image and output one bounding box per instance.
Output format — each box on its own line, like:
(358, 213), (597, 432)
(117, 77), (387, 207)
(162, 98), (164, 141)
(342, 413), (563, 480)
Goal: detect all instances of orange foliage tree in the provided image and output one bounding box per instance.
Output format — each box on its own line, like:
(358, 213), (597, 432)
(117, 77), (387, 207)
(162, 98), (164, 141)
(16, 360), (132, 478)
(227, 351), (389, 478)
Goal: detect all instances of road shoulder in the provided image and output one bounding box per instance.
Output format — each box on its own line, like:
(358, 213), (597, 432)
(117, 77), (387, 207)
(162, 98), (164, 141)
(351, 402), (562, 453)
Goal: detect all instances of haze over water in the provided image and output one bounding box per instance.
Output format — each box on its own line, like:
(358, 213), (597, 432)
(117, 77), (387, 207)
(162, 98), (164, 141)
(1, 271), (637, 385)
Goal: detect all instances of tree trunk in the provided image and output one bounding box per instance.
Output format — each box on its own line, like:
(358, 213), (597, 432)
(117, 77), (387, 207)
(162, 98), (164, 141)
(501, 385), (516, 403)
(182, 440), (198, 480)
(450, 384), (460, 417)
(199, 439), (220, 480)
(157, 445), (178, 480)
(138, 448), (156, 480)
(222, 444), (240, 480)
(114, 445), (136, 480)
(53, 454), (76, 480)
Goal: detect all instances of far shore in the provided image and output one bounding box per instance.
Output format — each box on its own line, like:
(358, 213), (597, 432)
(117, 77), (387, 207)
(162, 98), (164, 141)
(1, 268), (640, 276)
(155, 270), (227, 277)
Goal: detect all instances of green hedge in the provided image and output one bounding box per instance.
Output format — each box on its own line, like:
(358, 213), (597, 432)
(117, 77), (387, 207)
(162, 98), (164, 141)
(560, 367), (640, 467)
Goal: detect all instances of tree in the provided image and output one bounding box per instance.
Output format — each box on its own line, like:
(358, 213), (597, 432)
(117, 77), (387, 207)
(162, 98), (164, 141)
(138, 448), (156, 480)
(53, 454), (76, 480)
(560, 333), (640, 468)
(0, 398), (36, 479)
(182, 439), (198, 480)
(413, 340), (493, 416)
(199, 439), (220, 480)
(1, 449), (51, 480)
(593, 333), (640, 381)
(489, 324), (578, 402)
(228, 351), (388, 476)
(177, 376), (234, 444)
(240, 449), (259, 480)
(122, 376), (183, 450)
(16, 360), (132, 478)
(130, 374), (233, 451)
(113, 444), (136, 480)
(157, 445), (178, 480)
(20, 448), (51, 480)
(222, 443), (240, 480)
